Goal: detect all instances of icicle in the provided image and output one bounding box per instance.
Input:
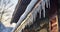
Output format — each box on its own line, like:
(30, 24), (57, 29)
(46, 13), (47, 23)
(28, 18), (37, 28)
(36, 4), (42, 18)
(41, 0), (45, 18)
(31, 13), (34, 24)
(31, 6), (38, 22)
(27, 17), (30, 26)
(43, 8), (45, 18)
(33, 9), (37, 21)
(39, 4), (42, 18)
(48, 0), (50, 8)
(45, 0), (50, 8)
(27, 14), (33, 26)
(27, 19), (31, 26)
(36, 3), (40, 13)
(45, 0), (48, 8)
(32, 1), (41, 20)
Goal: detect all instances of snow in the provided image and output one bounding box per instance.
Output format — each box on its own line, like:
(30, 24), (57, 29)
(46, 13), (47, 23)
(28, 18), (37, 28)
(0, 22), (13, 32)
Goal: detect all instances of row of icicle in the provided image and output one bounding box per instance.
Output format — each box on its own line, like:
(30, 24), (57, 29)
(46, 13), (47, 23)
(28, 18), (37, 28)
(11, 0), (50, 32)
